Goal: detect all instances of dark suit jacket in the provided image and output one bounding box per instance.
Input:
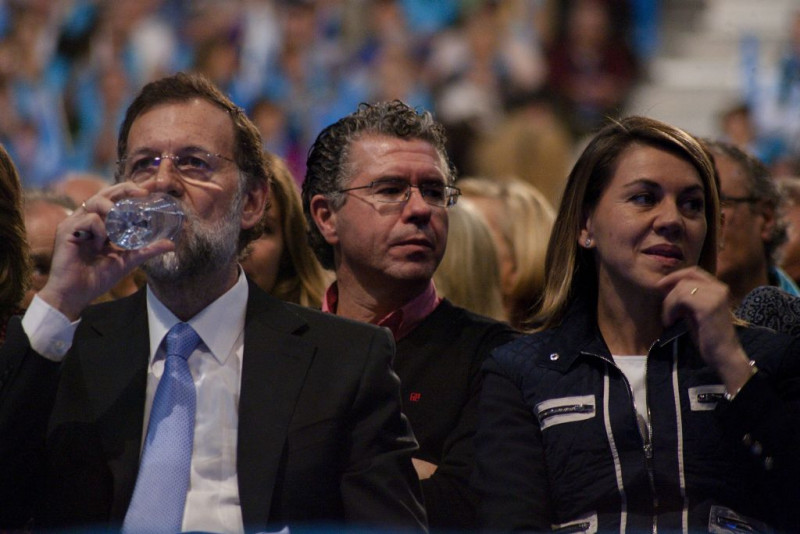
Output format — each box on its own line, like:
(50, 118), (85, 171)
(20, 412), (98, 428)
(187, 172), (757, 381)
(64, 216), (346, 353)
(0, 281), (426, 531)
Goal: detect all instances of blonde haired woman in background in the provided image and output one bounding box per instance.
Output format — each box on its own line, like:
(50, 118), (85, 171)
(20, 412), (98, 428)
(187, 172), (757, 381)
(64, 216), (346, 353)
(458, 176), (555, 329)
(433, 198), (507, 322)
(242, 154), (331, 307)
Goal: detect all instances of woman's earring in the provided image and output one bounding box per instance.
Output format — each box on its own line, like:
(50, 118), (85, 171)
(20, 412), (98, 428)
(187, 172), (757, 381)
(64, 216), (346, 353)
(584, 238), (592, 247)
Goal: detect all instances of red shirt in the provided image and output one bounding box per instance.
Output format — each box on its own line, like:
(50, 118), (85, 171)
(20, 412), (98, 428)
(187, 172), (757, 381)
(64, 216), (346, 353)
(321, 281), (441, 341)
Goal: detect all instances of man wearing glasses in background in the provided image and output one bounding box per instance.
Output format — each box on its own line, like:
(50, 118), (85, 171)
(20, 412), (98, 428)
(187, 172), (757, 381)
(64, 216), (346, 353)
(703, 138), (800, 309)
(303, 101), (517, 531)
(0, 73), (426, 532)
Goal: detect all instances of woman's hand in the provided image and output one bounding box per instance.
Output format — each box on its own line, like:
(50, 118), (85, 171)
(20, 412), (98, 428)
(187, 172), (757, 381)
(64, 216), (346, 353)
(658, 266), (756, 398)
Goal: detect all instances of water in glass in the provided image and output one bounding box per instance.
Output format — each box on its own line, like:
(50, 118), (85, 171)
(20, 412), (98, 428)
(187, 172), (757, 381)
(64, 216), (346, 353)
(106, 193), (184, 249)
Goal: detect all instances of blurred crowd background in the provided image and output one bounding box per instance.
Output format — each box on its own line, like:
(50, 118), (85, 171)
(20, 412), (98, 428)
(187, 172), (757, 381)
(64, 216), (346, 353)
(1, 0), (798, 201)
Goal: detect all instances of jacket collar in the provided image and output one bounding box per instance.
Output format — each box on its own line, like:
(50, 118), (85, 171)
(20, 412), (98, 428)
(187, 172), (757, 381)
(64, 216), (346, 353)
(537, 296), (690, 373)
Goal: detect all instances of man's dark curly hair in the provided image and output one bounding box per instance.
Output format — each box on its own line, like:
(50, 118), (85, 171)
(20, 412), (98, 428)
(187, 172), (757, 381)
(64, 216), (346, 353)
(115, 72), (270, 253)
(302, 100), (456, 270)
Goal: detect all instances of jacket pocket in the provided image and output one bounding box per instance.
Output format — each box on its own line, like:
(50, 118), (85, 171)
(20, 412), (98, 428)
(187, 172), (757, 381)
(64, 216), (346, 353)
(535, 395), (595, 430)
(709, 505), (773, 533)
(552, 511), (598, 533)
(688, 384), (725, 411)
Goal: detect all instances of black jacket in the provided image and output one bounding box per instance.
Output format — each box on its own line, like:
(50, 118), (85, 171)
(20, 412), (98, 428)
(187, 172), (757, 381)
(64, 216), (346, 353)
(474, 297), (800, 532)
(0, 283), (427, 531)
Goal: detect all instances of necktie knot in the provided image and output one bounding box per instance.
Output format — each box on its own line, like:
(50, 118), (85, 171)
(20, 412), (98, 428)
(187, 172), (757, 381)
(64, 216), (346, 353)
(165, 322), (201, 361)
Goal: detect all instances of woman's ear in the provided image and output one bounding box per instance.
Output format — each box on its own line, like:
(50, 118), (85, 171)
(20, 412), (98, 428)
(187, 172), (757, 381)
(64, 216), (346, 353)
(579, 215), (594, 248)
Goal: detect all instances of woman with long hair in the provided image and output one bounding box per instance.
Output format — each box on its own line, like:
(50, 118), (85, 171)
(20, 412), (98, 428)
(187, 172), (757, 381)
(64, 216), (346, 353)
(0, 144), (30, 343)
(242, 153), (330, 307)
(474, 116), (800, 532)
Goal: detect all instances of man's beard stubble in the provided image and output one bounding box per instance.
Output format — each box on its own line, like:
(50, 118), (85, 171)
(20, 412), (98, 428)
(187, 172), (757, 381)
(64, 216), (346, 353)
(142, 190), (244, 283)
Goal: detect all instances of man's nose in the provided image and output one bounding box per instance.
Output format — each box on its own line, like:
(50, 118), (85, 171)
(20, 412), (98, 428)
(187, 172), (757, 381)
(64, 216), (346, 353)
(402, 186), (434, 220)
(148, 156), (183, 196)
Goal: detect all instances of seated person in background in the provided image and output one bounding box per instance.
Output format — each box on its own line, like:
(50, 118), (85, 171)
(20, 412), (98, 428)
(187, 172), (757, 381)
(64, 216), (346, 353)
(703, 139), (800, 308)
(474, 116), (800, 532)
(0, 143), (29, 343)
(304, 100), (518, 530)
(458, 176), (555, 329)
(735, 284), (800, 336)
(777, 175), (800, 286)
(433, 198), (507, 322)
(48, 172), (110, 206)
(21, 190), (74, 308)
(241, 153), (331, 307)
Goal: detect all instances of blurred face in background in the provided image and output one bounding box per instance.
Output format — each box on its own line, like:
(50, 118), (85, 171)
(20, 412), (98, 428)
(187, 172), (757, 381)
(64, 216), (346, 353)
(242, 197), (285, 293)
(23, 200), (71, 307)
(715, 152), (772, 287)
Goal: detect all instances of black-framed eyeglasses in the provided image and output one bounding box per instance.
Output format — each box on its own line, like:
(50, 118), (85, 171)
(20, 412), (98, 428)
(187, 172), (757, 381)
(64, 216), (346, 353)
(117, 151), (235, 183)
(720, 194), (759, 207)
(337, 179), (461, 208)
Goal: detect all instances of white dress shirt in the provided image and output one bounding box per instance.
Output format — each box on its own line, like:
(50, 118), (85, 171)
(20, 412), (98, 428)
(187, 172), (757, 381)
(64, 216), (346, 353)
(22, 270), (250, 533)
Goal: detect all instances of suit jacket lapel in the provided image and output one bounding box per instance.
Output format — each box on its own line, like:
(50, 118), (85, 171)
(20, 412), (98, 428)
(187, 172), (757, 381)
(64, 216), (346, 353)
(237, 285), (316, 529)
(77, 290), (150, 521)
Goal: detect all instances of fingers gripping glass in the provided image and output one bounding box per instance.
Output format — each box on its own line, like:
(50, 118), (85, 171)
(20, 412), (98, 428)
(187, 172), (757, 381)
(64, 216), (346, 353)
(338, 179), (461, 208)
(118, 151), (235, 183)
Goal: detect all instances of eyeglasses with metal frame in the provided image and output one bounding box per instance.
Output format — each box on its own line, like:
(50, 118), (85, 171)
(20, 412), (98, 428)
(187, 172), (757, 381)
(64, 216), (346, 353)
(337, 178), (461, 208)
(117, 150), (235, 183)
(719, 194), (759, 208)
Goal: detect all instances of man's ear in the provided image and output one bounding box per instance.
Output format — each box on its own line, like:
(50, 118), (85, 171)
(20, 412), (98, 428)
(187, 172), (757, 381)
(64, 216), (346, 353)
(240, 180), (269, 231)
(310, 193), (339, 246)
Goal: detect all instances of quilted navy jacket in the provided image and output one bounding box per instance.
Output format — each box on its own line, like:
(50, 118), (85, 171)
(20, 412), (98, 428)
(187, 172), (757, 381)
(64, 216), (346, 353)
(474, 297), (800, 533)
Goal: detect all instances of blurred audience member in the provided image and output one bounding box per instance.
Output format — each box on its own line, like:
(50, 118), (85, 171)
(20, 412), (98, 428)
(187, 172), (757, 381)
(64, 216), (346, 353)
(433, 198), (507, 322)
(719, 102), (786, 168)
(250, 97), (304, 185)
(704, 139), (799, 307)
(748, 9), (800, 164)
(0, 143), (29, 342)
(48, 172), (110, 206)
(471, 91), (572, 207)
(546, 0), (638, 139)
(21, 189), (74, 309)
(778, 175), (800, 285)
(459, 176), (556, 329)
(242, 154), (330, 308)
(425, 0), (549, 173)
(0, 2), (70, 187)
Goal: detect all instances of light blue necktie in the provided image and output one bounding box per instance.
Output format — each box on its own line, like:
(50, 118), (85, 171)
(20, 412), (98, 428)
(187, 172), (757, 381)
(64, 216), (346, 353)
(123, 322), (201, 534)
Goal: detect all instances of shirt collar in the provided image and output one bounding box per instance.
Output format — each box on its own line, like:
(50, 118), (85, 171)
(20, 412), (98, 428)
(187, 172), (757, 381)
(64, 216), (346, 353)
(322, 280), (441, 340)
(146, 268), (249, 365)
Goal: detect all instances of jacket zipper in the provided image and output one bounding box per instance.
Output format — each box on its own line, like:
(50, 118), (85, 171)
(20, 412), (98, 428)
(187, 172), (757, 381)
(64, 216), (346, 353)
(643, 344), (658, 534)
(584, 348), (659, 533)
